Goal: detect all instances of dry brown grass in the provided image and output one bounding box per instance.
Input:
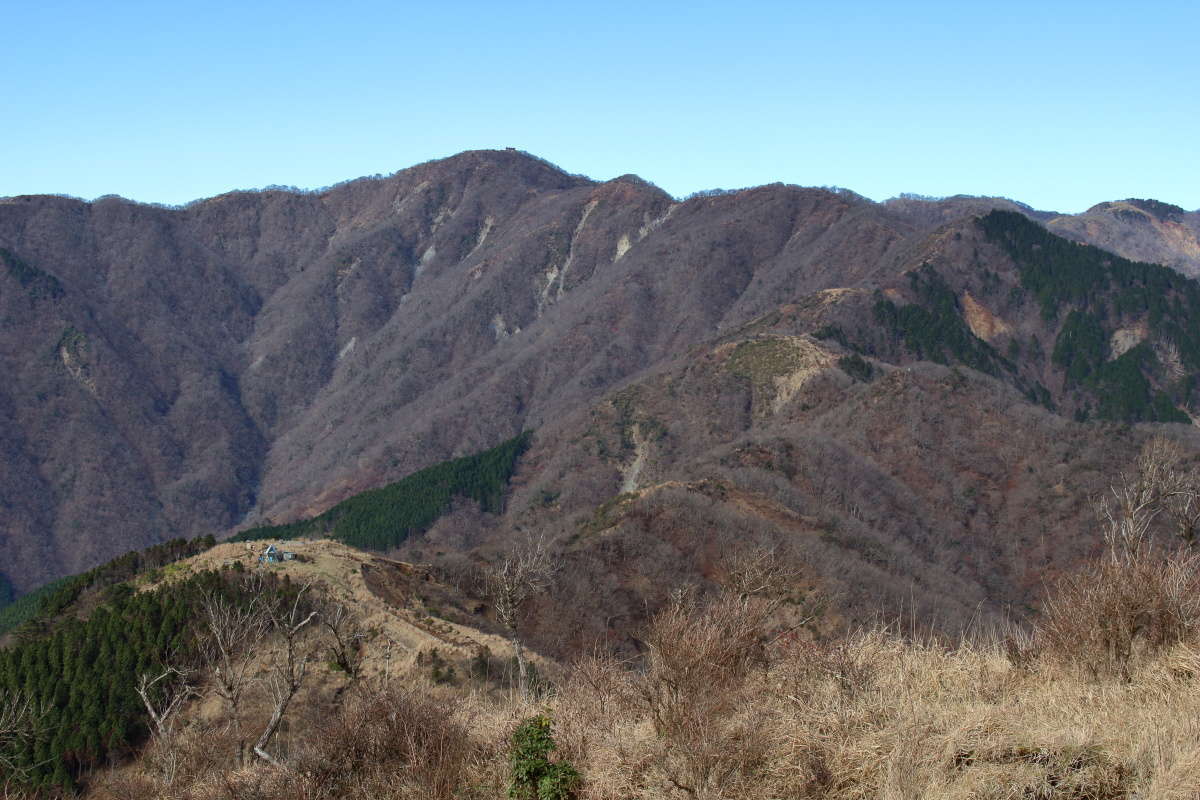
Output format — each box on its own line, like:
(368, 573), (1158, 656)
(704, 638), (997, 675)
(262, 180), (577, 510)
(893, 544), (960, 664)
(71, 440), (1200, 799)
(537, 607), (1200, 800)
(87, 552), (1200, 800)
(89, 625), (1200, 800)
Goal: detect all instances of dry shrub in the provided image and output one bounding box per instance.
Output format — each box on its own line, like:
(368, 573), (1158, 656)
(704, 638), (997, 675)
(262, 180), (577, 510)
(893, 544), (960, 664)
(89, 771), (162, 800)
(162, 725), (236, 792)
(553, 653), (638, 762)
(293, 685), (479, 799)
(155, 685), (486, 800)
(1039, 549), (1200, 680)
(86, 617), (1200, 800)
(210, 768), (285, 800)
(1037, 438), (1200, 681)
(88, 725), (240, 800)
(73, 439), (1200, 799)
(635, 594), (777, 799)
(998, 620), (1040, 673)
(779, 636), (877, 701)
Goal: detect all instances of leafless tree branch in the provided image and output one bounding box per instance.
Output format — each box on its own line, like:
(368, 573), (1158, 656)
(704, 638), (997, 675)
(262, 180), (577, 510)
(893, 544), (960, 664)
(253, 583), (319, 768)
(485, 535), (555, 699)
(134, 664), (197, 786)
(0, 690), (50, 779)
(320, 599), (364, 679)
(199, 581), (270, 766)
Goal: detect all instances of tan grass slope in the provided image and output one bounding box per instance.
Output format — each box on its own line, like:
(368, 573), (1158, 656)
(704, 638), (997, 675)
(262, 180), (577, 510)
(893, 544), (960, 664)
(146, 539), (524, 681)
(86, 438), (1200, 798)
(93, 581), (1200, 800)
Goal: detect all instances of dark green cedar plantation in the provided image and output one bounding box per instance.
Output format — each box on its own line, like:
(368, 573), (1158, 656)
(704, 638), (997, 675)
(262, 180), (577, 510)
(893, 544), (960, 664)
(0, 578), (71, 639)
(0, 537), (216, 638)
(231, 431), (531, 550)
(979, 210), (1197, 423)
(0, 534), (292, 792)
(849, 212), (1200, 423)
(1, 577), (202, 790)
(837, 353), (874, 382)
(868, 263), (1058, 409)
(0, 434), (532, 792)
(872, 264), (1013, 378)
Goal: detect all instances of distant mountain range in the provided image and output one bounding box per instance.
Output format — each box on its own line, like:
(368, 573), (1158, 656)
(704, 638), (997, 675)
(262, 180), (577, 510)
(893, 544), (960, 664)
(2, 150), (1199, 639)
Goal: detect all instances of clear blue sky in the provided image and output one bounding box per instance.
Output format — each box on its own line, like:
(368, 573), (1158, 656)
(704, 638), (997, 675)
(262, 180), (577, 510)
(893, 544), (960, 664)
(3, 1), (1197, 213)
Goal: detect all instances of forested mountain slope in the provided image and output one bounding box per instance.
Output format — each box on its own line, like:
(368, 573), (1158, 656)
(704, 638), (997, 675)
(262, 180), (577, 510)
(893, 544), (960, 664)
(1, 149), (1197, 600)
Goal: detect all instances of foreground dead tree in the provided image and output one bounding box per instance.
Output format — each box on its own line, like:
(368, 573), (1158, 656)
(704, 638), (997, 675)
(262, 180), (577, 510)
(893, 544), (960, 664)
(1163, 474), (1200, 546)
(721, 547), (825, 651)
(723, 547), (820, 613)
(199, 585), (270, 767)
(1095, 467), (1160, 564)
(134, 665), (196, 784)
(0, 690), (48, 785)
(253, 583), (319, 767)
(1091, 435), (1200, 562)
(486, 536), (554, 699)
(320, 599), (364, 680)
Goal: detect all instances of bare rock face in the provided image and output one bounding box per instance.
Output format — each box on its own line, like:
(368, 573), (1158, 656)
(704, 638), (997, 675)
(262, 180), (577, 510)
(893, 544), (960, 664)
(0, 150), (1196, 607)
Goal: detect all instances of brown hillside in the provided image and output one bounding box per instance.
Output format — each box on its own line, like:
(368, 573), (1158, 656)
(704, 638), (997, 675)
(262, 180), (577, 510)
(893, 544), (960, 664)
(1, 150), (1198, 610)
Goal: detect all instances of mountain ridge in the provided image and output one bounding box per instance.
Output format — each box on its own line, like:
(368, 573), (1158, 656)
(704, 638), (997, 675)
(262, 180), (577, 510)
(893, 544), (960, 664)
(2, 148), (1199, 608)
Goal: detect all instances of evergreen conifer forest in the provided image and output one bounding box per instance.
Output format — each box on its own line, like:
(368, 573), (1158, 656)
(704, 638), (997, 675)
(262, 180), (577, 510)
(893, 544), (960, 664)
(229, 432), (530, 550)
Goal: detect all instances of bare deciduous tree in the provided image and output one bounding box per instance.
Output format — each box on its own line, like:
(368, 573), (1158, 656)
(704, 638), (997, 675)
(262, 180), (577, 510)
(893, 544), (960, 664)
(721, 547), (825, 648)
(253, 583), (319, 768)
(1043, 436), (1200, 681)
(379, 633), (400, 689)
(0, 690), (48, 780)
(135, 664), (196, 784)
(1101, 435), (1200, 556)
(320, 599), (364, 680)
(136, 665), (195, 741)
(486, 535), (555, 699)
(1095, 473), (1160, 564)
(1094, 437), (1174, 563)
(199, 584), (270, 766)
(1141, 436), (1200, 547)
(722, 547), (802, 610)
(1163, 479), (1200, 546)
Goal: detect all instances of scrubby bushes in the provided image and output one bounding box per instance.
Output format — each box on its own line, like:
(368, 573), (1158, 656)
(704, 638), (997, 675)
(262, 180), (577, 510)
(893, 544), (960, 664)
(36, 440), (1200, 798)
(637, 594), (774, 798)
(83, 560), (1200, 800)
(1037, 435), (1200, 679)
(294, 687), (480, 799)
(1038, 549), (1200, 680)
(93, 686), (486, 800)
